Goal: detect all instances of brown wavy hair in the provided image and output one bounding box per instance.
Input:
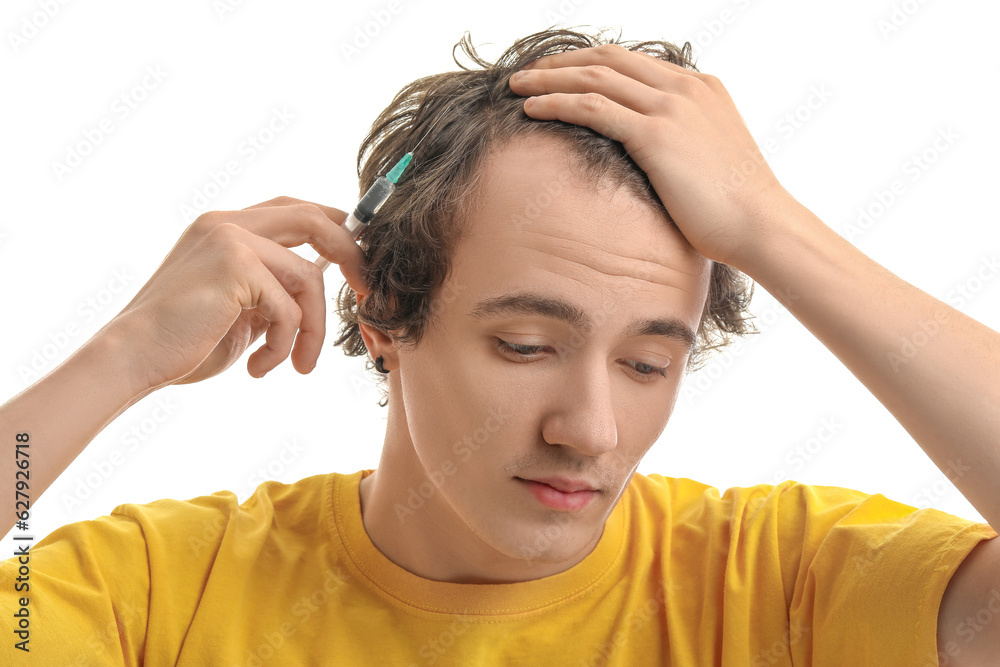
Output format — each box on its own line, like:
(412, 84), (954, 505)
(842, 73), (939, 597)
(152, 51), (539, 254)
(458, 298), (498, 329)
(332, 26), (758, 407)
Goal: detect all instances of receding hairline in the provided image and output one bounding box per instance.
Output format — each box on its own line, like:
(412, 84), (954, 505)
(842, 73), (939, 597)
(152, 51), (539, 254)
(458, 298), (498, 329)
(449, 128), (668, 237)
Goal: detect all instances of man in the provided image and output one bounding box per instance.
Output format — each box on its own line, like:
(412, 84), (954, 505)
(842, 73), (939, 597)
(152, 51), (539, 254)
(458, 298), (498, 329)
(2, 27), (998, 665)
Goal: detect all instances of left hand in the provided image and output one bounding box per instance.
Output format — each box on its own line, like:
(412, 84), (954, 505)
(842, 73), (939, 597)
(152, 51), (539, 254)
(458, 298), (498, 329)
(509, 43), (791, 267)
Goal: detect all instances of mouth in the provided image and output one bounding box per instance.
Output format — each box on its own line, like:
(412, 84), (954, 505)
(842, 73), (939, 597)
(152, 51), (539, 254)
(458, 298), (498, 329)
(514, 477), (600, 511)
(515, 476), (600, 493)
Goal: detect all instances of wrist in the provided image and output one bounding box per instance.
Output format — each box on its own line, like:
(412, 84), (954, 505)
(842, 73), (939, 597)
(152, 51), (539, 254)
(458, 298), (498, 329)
(728, 189), (821, 279)
(82, 319), (157, 407)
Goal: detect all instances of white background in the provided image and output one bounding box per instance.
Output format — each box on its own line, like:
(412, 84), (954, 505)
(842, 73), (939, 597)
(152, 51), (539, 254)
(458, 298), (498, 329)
(2, 0), (998, 552)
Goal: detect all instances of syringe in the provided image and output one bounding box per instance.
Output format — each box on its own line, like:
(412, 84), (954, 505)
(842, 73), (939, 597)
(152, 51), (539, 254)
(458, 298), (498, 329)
(313, 152), (414, 272)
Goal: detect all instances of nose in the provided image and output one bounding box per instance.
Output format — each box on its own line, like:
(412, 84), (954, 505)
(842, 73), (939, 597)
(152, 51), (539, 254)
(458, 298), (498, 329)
(540, 356), (619, 457)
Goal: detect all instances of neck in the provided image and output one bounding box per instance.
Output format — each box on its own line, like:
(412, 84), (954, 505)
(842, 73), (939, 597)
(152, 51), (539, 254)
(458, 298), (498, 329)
(357, 397), (601, 584)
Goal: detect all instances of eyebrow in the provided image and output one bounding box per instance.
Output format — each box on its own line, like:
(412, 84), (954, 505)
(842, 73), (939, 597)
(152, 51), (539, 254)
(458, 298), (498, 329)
(467, 291), (698, 351)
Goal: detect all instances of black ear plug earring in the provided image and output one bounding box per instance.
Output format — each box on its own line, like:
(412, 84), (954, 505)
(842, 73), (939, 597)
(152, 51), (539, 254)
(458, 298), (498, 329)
(375, 356), (390, 374)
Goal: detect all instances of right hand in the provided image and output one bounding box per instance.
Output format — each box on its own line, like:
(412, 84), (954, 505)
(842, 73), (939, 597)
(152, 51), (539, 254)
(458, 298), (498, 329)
(111, 196), (369, 390)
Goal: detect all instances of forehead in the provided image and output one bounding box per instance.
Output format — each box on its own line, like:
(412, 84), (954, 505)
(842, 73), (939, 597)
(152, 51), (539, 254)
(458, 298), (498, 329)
(442, 134), (712, 343)
(461, 135), (700, 270)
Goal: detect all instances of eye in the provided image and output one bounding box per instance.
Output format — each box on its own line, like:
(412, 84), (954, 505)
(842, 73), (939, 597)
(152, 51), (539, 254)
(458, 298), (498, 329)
(494, 338), (668, 382)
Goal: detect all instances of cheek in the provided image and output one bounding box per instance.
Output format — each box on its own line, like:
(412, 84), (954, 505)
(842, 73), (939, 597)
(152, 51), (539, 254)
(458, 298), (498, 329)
(398, 336), (514, 471)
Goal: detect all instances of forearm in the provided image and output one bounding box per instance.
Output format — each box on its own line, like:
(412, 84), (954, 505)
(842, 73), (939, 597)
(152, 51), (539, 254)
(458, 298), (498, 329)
(0, 323), (153, 536)
(735, 195), (1000, 528)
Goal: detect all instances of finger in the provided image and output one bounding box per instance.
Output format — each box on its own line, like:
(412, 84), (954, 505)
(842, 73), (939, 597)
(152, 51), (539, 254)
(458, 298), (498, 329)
(522, 43), (708, 86)
(521, 91), (650, 147)
(228, 244), (303, 378)
(229, 229), (327, 375)
(203, 203), (369, 297)
(242, 195), (348, 224)
(511, 65), (667, 116)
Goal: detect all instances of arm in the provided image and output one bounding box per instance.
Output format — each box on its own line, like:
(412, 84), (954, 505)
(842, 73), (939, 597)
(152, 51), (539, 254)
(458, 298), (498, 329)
(732, 194), (1000, 529)
(510, 44), (1000, 528)
(0, 323), (151, 537)
(508, 43), (1000, 662)
(0, 197), (368, 537)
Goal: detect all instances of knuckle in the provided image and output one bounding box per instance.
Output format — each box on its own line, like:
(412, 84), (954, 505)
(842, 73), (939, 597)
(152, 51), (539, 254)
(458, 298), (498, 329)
(273, 195), (298, 206)
(292, 202), (320, 216)
(224, 242), (258, 275)
(593, 43), (624, 60)
(682, 76), (711, 99)
(582, 92), (606, 113)
(190, 210), (225, 234)
(299, 259), (324, 285)
(584, 64), (615, 81)
(701, 73), (722, 88)
(230, 241), (257, 264)
(293, 202), (327, 227)
(211, 221), (244, 242)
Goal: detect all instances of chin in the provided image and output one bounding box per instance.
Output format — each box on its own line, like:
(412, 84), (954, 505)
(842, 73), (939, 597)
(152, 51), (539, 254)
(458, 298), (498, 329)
(503, 516), (595, 566)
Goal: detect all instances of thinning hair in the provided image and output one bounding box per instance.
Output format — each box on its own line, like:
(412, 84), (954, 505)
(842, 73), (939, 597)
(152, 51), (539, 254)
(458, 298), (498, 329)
(333, 26), (758, 407)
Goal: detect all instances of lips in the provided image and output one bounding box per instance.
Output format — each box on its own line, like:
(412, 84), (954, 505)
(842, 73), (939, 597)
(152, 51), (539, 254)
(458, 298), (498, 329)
(519, 477), (599, 493)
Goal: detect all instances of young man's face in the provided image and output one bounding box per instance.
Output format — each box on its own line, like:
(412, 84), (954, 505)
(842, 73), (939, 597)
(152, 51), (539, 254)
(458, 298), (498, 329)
(370, 133), (712, 573)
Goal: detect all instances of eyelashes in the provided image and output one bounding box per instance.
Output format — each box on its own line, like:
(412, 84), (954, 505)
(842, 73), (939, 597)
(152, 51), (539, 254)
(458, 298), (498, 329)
(494, 338), (668, 381)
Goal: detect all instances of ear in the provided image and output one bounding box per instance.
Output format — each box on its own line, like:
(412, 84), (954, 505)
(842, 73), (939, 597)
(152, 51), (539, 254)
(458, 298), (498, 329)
(356, 294), (399, 372)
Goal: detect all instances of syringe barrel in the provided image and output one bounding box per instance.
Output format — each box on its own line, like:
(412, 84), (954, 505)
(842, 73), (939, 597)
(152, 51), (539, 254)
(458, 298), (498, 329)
(314, 175), (396, 272)
(355, 176), (395, 223)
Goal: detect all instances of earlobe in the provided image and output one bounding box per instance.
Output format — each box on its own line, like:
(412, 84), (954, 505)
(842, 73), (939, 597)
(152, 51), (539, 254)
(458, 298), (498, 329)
(357, 320), (399, 372)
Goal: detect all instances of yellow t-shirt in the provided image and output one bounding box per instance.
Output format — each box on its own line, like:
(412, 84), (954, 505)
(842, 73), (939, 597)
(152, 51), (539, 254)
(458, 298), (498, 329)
(0, 470), (995, 665)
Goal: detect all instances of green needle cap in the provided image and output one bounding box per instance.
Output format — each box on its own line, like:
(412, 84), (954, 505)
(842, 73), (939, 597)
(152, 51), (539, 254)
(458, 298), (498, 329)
(386, 152), (413, 184)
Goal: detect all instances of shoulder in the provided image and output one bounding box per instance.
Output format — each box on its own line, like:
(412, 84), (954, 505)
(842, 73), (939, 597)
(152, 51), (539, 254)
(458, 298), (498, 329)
(109, 471), (337, 554)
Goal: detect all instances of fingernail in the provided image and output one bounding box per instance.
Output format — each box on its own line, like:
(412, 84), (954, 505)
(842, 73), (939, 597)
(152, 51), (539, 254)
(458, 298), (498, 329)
(512, 70), (526, 81)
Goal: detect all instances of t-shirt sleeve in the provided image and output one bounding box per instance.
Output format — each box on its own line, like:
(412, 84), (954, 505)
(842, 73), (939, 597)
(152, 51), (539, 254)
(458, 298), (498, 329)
(772, 482), (998, 665)
(0, 511), (151, 665)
